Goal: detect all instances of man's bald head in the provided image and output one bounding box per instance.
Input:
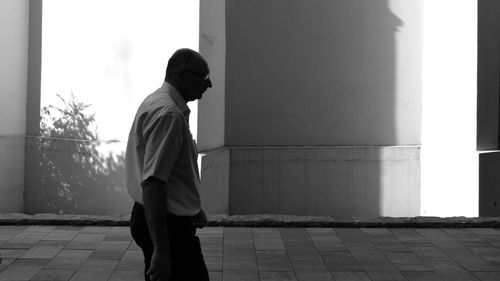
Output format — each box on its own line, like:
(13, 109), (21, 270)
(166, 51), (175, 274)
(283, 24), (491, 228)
(164, 48), (208, 81)
(164, 48), (212, 102)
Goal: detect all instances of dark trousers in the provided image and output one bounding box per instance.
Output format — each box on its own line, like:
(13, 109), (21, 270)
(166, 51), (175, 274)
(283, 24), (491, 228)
(130, 202), (210, 281)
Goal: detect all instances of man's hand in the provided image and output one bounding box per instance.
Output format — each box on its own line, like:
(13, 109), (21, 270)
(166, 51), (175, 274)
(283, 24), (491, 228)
(193, 208), (208, 228)
(141, 176), (170, 280)
(147, 249), (171, 281)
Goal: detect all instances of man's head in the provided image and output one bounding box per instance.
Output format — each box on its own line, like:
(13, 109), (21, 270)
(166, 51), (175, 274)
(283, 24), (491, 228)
(165, 48), (212, 102)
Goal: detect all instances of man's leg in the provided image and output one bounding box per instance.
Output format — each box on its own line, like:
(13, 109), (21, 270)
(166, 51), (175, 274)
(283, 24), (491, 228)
(169, 226), (210, 281)
(190, 234), (210, 281)
(131, 206), (209, 281)
(130, 202), (154, 281)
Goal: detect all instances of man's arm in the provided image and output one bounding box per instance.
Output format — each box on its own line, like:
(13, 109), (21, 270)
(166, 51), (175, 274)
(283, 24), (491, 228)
(140, 113), (184, 280)
(142, 176), (169, 250)
(141, 113), (183, 249)
(142, 176), (171, 280)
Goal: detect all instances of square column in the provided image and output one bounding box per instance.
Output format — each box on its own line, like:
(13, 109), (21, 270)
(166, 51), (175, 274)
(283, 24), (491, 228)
(0, 0), (31, 212)
(199, 0), (422, 216)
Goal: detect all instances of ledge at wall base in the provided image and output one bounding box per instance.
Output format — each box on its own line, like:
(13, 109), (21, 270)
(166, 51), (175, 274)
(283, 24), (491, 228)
(0, 213), (499, 228)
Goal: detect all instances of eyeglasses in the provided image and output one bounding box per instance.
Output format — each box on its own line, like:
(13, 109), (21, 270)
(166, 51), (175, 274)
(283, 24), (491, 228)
(184, 69), (210, 81)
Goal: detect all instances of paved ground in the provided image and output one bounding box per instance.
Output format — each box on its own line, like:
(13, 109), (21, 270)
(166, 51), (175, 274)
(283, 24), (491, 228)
(1, 226), (500, 280)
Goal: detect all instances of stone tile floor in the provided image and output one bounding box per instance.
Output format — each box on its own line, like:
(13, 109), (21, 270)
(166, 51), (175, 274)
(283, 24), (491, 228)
(1, 226), (500, 280)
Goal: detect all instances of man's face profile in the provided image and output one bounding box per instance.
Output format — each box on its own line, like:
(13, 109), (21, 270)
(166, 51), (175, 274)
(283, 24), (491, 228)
(181, 58), (212, 102)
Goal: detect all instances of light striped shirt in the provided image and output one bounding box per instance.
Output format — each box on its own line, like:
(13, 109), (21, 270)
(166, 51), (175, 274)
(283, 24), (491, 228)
(125, 82), (201, 216)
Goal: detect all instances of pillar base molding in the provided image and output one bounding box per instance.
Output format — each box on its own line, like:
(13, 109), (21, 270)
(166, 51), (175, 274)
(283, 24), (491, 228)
(200, 146), (420, 217)
(0, 135), (25, 213)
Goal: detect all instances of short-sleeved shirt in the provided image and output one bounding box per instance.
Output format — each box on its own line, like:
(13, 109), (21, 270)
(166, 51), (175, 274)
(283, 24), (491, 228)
(125, 82), (201, 216)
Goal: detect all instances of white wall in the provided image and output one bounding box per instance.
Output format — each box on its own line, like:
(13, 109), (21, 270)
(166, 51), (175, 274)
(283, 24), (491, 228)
(0, 0), (29, 212)
(421, 0), (478, 216)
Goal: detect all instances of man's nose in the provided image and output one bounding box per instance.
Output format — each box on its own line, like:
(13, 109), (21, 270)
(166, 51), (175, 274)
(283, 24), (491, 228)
(206, 78), (212, 88)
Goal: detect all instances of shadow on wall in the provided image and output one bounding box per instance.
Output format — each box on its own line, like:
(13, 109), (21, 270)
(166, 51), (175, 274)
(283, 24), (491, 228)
(27, 94), (131, 215)
(208, 0), (411, 216)
(226, 0), (403, 146)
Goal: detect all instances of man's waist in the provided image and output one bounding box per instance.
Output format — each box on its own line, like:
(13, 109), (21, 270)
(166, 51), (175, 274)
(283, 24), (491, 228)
(167, 213), (196, 226)
(133, 202), (203, 228)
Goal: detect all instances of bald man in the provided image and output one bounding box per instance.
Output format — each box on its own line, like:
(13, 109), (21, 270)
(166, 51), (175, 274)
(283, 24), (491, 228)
(126, 48), (212, 281)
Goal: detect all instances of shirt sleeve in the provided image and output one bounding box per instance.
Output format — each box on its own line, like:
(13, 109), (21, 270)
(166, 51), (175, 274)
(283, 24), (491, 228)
(141, 112), (184, 184)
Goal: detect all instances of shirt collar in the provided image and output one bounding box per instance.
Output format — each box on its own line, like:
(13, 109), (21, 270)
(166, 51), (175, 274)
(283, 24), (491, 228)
(161, 81), (190, 117)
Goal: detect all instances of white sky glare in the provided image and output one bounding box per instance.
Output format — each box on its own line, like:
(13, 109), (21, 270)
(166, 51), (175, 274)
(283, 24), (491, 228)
(421, 0), (478, 217)
(41, 0), (200, 142)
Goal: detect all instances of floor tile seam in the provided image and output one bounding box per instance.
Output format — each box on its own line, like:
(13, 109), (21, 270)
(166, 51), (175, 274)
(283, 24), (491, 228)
(307, 227), (353, 255)
(19, 246), (64, 260)
(459, 240), (497, 248)
(22, 229), (52, 242)
(279, 229), (315, 245)
(349, 249), (402, 273)
(416, 228), (458, 240)
(279, 228), (308, 272)
(0, 257), (52, 274)
(0, 246), (31, 251)
(379, 248), (429, 270)
(318, 249), (366, 273)
(95, 239), (132, 249)
(445, 254), (499, 272)
(470, 271), (500, 281)
(470, 270), (500, 274)
(222, 229), (254, 274)
(89, 247), (128, 255)
(443, 228), (482, 236)
(363, 233), (411, 254)
(34, 267), (80, 281)
(388, 228), (432, 245)
(424, 254), (486, 275)
(406, 231), (466, 256)
(472, 235), (500, 243)
(277, 232), (303, 281)
(421, 233), (496, 269)
(286, 254), (335, 281)
(391, 264), (435, 272)
(441, 245), (494, 258)
(466, 247), (500, 264)
(77, 259), (120, 270)
(334, 228), (376, 253)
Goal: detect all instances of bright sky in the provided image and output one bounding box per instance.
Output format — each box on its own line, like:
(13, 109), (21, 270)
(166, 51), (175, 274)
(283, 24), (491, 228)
(421, 0), (478, 216)
(41, 0), (200, 143)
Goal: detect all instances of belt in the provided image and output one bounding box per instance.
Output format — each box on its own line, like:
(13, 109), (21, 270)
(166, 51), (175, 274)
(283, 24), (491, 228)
(133, 202), (197, 228)
(167, 213), (196, 227)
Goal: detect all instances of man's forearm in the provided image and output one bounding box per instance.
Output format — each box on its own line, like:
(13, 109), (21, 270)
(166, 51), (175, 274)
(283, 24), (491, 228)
(142, 177), (170, 251)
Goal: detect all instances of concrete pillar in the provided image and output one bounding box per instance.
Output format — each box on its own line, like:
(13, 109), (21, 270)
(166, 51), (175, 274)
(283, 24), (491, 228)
(480, 152), (500, 216)
(477, 0), (500, 151)
(478, 0), (500, 216)
(199, 0), (422, 216)
(0, 0), (30, 212)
